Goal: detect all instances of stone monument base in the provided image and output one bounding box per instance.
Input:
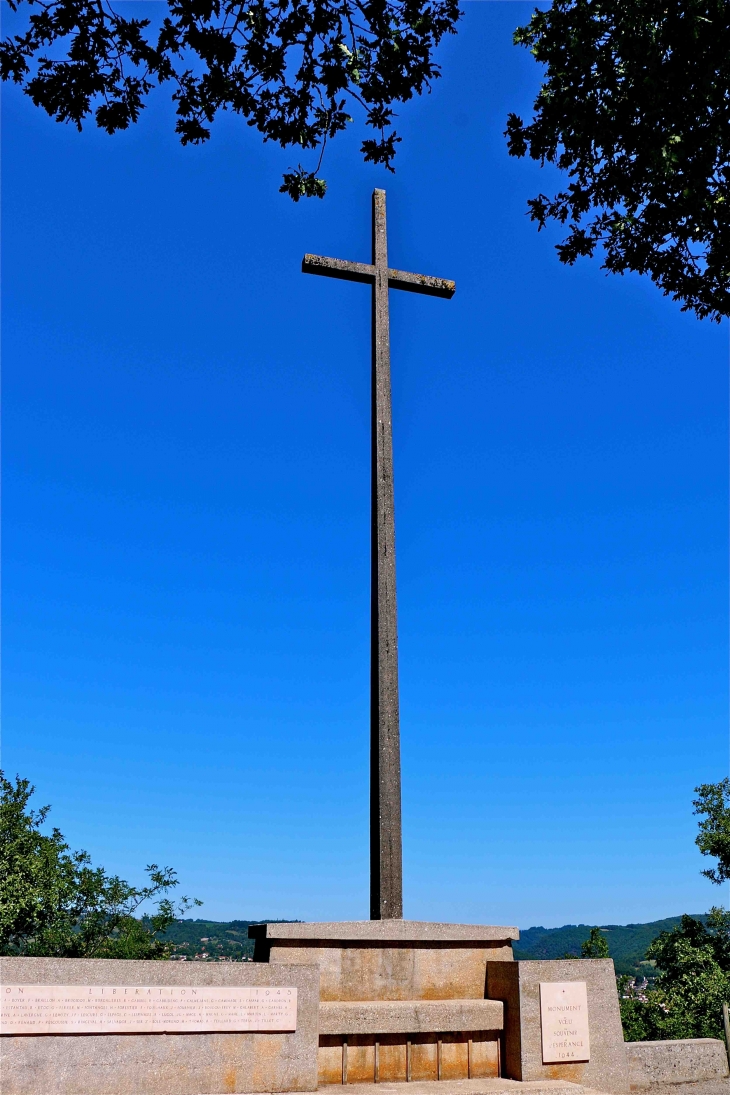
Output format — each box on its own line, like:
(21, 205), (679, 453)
(4, 925), (727, 1095)
(249, 921), (517, 1088)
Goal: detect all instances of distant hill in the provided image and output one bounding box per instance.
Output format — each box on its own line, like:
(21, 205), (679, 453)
(159, 919), (298, 961)
(514, 916), (705, 976)
(162, 916), (699, 972)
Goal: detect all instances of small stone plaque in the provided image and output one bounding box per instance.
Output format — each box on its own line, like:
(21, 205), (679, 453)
(1, 984), (297, 1035)
(539, 981), (590, 1063)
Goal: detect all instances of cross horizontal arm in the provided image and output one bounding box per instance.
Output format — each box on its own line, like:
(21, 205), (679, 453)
(388, 269), (455, 299)
(303, 254), (455, 299)
(302, 254), (374, 284)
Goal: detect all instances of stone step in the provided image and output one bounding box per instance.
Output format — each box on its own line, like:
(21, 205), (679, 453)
(320, 1000), (504, 1035)
(320, 1079), (585, 1095)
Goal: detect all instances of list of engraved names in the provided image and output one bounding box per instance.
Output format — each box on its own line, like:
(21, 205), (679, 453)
(539, 982), (590, 1063)
(1, 985), (298, 1035)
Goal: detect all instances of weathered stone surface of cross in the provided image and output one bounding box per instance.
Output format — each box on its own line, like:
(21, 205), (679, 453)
(303, 189), (455, 920)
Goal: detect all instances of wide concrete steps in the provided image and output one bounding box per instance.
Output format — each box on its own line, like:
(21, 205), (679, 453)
(320, 1000), (504, 1035)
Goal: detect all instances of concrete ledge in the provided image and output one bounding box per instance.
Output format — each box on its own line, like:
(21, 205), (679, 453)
(626, 1039), (729, 1086)
(250, 922), (519, 943)
(320, 999), (504, 1035)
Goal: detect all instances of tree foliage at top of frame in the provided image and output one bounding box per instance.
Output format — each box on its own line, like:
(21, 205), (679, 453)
(506, 0), (730, 322)
(0, 0), (460, 200)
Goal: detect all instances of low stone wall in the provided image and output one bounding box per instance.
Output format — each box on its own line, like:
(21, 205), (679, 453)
(626, 1038), (729, 1087)
(0, 956), (319, 1095)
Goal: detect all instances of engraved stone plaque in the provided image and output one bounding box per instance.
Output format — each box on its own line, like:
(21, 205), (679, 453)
(539, 981), (590, 1063)
(1, 984), (297, 1035)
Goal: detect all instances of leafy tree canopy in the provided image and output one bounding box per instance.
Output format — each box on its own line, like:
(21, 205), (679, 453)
(0, 772), (200, 958)
(620, 780), (730, 1040)
(580, 926), (610, 959)
(507, 0), (730, 322)
(694, 777), (730, 884)
(620, 909), (730, 1040)
(560, 925), (611, 960)
(0, 0), (459, 199)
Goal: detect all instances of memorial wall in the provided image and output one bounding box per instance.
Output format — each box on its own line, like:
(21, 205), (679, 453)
(0, 957), (319, 1095)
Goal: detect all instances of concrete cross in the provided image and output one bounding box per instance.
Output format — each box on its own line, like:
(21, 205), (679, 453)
(303, 189), (455, 920)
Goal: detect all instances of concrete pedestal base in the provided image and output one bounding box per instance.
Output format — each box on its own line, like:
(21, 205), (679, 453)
(250, 921), (517, 1087)
(250, 922), (518, 1003)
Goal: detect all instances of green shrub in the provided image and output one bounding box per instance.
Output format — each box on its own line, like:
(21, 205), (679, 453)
(0, 773), (199, 958)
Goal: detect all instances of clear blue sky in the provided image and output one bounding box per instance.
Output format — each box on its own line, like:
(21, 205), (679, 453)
(3, 2), (728, 929)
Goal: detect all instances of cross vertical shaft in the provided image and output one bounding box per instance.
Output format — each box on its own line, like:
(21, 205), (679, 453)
(301, 189), (454, 921)
(370, 189), (402, 920)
